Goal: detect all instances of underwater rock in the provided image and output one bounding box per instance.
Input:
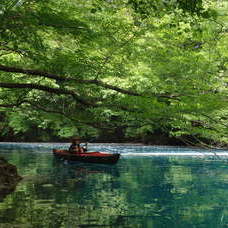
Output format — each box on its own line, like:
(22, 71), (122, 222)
(0, 156), (22, 201)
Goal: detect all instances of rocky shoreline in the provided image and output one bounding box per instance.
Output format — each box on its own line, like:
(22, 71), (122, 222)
(0, 157), (22, 201)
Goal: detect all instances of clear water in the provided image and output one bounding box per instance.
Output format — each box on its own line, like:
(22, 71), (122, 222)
(0, 143), (228, 228)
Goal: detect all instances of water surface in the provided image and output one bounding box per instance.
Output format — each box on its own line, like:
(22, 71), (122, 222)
(0, 143), (228, 228)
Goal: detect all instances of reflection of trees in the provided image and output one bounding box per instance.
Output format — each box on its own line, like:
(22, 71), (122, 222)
(1, 150), (228, 227)
(0, 154), (173, 227)
(165, 158), (228, 227)
(112, 158), (174, 227)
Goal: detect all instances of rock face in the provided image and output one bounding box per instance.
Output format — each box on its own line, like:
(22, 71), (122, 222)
(0, 157), (22, 201)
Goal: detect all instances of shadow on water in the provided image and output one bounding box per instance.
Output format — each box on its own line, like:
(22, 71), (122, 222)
(53, 157), (120, 177)
(0, 144), (228, 227)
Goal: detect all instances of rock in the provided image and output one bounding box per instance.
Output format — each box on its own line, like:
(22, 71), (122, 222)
(0, 156), (22, 201)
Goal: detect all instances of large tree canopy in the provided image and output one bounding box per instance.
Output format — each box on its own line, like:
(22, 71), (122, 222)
(0, 0), (227, 146)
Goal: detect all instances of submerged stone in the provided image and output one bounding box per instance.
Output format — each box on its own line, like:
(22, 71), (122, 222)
(0, 156), (22, 201)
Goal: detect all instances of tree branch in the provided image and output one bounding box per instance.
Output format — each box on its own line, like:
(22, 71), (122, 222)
(0, 82), (138, 112)
(0, 64), (142, 95)
(0, 64), (180, 99)
(0, 64), (68, 81)
(0, 82), (94, 106)
(4, 99), (116, 129)
(0, 101), (23, 108)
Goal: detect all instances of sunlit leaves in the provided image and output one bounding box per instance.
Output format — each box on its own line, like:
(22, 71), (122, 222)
(0, 0), (227, 145)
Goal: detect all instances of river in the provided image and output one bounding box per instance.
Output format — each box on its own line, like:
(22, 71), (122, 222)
(0, 143), (228, 227)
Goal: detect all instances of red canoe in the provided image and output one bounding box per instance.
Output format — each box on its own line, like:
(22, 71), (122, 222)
(53, 149), (120, 164)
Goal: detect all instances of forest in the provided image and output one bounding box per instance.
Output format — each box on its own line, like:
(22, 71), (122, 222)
(0, 0), (227, 147)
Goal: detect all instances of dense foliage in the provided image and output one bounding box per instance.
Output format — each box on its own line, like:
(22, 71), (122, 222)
(0, 0), (227, 146)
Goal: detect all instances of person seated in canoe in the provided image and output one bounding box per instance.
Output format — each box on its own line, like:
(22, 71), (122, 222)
(69, 137), (86, 154)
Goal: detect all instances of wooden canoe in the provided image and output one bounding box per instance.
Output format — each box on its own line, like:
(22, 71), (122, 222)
(53, 149), (120, 164)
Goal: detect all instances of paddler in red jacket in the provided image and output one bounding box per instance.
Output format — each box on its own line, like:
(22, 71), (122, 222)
(69, 137), (85, 154)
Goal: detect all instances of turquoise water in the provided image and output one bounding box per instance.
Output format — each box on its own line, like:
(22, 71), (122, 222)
(0, 143), (228, 228)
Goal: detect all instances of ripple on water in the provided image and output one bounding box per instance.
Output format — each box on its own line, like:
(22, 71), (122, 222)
(0, 142), (227, 157)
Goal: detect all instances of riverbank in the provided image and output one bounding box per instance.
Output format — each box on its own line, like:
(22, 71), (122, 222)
(1, 131), (227, 149)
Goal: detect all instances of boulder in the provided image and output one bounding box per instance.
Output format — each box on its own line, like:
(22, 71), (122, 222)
(0, 157), (22, 201)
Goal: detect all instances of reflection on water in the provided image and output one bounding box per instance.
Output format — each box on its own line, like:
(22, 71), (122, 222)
(0, 144), (228, 227)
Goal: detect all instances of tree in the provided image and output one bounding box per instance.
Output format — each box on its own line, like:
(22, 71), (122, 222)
(0, 0), (227, 146)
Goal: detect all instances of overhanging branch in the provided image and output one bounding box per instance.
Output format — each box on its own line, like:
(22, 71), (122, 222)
(0, 82), (137, 111)
(0, 64), (141, 96)
(0, 64), (68, 81)
(0, 64), (178, 99)
(0, 82), (94, 106)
